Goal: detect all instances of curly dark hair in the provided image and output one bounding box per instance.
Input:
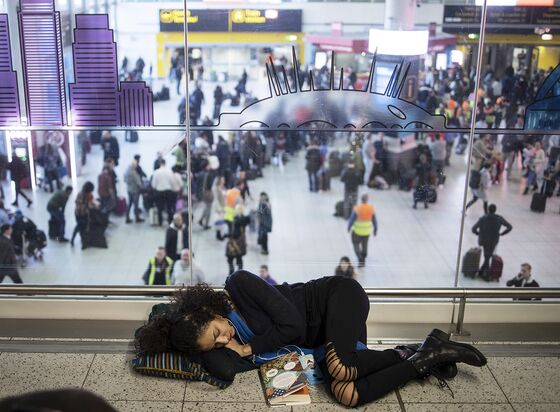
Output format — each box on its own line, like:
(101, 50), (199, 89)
(134, 284), (231, 356)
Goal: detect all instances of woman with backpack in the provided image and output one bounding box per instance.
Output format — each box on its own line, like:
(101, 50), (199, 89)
(465, 163), (491, 214)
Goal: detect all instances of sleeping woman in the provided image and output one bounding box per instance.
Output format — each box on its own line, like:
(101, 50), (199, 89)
(135, 270), (486, 407)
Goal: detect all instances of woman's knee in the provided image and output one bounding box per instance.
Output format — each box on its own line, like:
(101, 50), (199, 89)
(330, 380), (359, 407)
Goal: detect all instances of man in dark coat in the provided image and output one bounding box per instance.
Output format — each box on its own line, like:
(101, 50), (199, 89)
(101, 131), (120, 166)
(305, 139), (322, 192)
(472, 204), (513, 278)
(0, 224), (23, 283)
(8, 154), (32, 207)
(165, 213), (189, 261)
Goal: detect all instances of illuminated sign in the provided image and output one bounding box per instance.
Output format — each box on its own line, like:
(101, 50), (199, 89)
(159, 9), (302, 33)
(443, 5), (560, 34)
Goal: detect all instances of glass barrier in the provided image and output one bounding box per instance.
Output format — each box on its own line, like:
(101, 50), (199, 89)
(0, 0), (557, 291)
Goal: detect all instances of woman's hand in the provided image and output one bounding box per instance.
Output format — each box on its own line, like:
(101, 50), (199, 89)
(225, 340), (252, 358)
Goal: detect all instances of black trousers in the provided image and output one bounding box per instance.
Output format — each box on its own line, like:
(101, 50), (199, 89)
(479, 241), (497, 276)
(318, 277), (418, 405)
(0, 270), (23, 283)
(351, 232), (369, 265)
(227, 256), (243, 274)
(13, 179), (31, 205)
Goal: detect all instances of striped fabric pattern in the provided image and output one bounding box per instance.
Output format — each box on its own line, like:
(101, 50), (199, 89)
(131, 352), (232, 389)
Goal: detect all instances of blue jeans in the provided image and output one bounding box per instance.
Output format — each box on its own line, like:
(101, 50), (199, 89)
(127, 191), (140, 220)
(526, 169), (538, 188)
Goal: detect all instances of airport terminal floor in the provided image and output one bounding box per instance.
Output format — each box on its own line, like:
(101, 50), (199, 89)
(1, 79), (559, 287)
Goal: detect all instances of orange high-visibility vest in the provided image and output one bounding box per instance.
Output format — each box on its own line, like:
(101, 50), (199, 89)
(224, 188), (241, 222)
(352, 203), (374, 236)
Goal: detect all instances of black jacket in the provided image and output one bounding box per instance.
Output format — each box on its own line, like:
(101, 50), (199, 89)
(0, 236), (18, 276)
(506, 275), (540, 288)
(305, 146), (322, 172)
(164, 224), (189, 259)
(102, 137), (120, 163)
(472, 214), (513, 245)
(341, 167), (362, 192)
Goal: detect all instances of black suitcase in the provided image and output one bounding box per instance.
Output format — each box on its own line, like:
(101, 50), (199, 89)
(89, 130), (102, 145)
(530, 193), (546, 213)
(334, 201), (344, 217)
(319, 170), (331, 191)
(462, 247), (481, 278)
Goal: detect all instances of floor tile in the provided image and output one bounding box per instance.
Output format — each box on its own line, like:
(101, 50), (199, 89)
(308, 383), (399, 405)
(405, 404), (514, 412)
(0, 353), (94, 398)
(109, 401), (182, 412)
(487, 357), (560, 403)
(82, 354), (185, 401)
(399, 365), (507, 404)
(181, 403), (266, 411)
(510, 404), (560, 412)
(183, 370), (263, 403)
(293, 404), (401, 412)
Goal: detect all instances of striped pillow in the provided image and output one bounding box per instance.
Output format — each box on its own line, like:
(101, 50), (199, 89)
(131, 352), (232, 389)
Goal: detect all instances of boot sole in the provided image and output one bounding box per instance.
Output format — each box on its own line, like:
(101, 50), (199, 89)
(429, 328), (487, 367)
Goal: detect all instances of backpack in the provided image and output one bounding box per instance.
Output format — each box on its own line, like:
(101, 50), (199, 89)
(469, 170), (481, 189)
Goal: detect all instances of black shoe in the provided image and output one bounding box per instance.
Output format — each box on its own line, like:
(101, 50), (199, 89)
(261, 249), (269, 255)
(27, 200), (32, 207)
(136, 217), (145, 223)
(396, 343), (458, 380)
(126, 218), (133, 224)
(11, 201), (18, 207)
(59, 237), (69, 243)
(408, 329), (487, 378)
(523, 187), (529, 195)
(203, 225), (211, 230)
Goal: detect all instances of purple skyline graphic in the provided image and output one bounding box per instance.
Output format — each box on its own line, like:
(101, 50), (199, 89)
(18, 0), (67, 126)
(0, 15), (21, 126)
(69, 14), (153, 127)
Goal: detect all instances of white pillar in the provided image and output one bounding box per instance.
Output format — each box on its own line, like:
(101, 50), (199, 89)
(384, 0), (417, 31)
(5, 0), (26, 120)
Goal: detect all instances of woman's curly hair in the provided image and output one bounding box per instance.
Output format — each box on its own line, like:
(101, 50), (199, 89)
(134, 284), (231, 356)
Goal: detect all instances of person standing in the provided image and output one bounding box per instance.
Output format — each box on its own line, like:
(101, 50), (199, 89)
(151, 159), (175, 226)
(213, 85), (224, 120)
(257, 192), (272, 255)
(413, 154), (432, 209)
(225, 205), (251, 274)
(71, 181), (98, 248)
(259, 264), (277, 285)
(341, 162), (362, 218)
(124, 160), (144, 224)
(165, 213), (189, 262)
(42, 143), (62, 193)
(305, 139), (322, 192)
(471, 204), (513, 279)
(101, 131), (120, 166)
(172, 248), (205, 286)
(198, 165), (216, 230)
(46, 186), (73, 242)
(362, 133), (376, 185)
(98, 166), (116, 214)
(223, 180), (244, 236)
(348, 193), (378, 268)
(430, 134), (447, 187)
(0, 224), (23, 284)
(142, 247), (174, 286)
(8, 153), (32, 208)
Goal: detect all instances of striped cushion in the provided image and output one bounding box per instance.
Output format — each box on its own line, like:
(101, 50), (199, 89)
(131, 352), (232, 389)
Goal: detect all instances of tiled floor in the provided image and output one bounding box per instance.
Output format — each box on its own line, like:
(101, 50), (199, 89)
(0, 351), (558, 411)
(1, 79), (559, 288)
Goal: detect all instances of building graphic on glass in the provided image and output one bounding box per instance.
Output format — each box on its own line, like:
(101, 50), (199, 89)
(0, 15), (20, 126)
(18, 0), (67, 126)
(69, 14), (153, 127)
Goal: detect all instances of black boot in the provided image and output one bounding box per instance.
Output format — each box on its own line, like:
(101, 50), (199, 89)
(408, 329), (487, 377)
(395, 343), (458, 380)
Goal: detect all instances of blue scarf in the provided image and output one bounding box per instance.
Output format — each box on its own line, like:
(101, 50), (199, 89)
(227, 310), (367, 364)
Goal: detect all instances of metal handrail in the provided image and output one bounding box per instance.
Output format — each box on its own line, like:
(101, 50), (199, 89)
(0, 285), (559, 299)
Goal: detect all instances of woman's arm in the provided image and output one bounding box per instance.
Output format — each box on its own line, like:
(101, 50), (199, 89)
(226, 271), (306, 355)
(200, 347), (257, 382)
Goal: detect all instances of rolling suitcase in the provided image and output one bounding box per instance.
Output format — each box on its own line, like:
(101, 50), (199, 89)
(48, 219), (58, 239)
(115, 197), (127, 216)
(461, 247), (481, 278)
(487, 255), (503, 282)
(319, 170), (331, 191)
(530, 193), (546, 213)
(334, 201), (344, 217)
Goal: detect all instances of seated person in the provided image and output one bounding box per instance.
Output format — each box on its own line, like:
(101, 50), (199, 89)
(135, 271), (487, 407)
(506, 263), (541, 301)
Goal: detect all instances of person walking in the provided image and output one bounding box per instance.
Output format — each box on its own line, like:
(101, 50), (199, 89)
(225, 205), (251, 274)
(430, 134), (447, 187)
(471, 135), (492, 172)
(0, 224), (23, 283)
(198, 165), (216, 230)
(71, 182), (98, 248)
(97, 166), (116, 214)
(223, 180), (244, 237)
(165, 213), (189, 262)
(46, 186), (73, 242)
(362, 133), (376, 185)
(471, 204), (513, 279)
(42, 143), (62, 193)
(465, 163), (491, 214)
(8, 153), (32, 207)
(341, 162), (362, 218)
(172, 248), (205, 286)
(348, 193), (378, 268)
(124, 160), (145, 224)
(257, 192), (272, 255)
(151, 159), (175, 226)
(0, 200), (12, 227)
(305, 139), (322, 192)
(101, 131), (120, 166)
(142, 247), (174, 286)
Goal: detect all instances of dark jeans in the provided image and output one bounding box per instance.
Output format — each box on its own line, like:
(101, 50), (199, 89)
(465, 196), (488, 214)
(344, 190), (358, 219)
(258, 230), (268, 252)
(45, 169), (61, 193)
(0, 270), (23, 284)
(308, 170), (318, 192)
(127, 191), (141, 220)
(479, 241), (497, 276)
(71, 215), (88, 244)
(227, 256), (243, 274)
(48, 207), (65, 238)
(351, 232), (369, 265)
(155, 190), (176, 225)
(13, 179), (31, 205)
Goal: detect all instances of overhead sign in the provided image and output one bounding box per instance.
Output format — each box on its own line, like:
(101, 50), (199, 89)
(159, 9), (302, 33)
(443, 5), (560, 34)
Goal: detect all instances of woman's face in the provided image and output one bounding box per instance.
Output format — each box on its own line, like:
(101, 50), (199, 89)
(340, 261), (350, 271)
(196, 316), (235, 351)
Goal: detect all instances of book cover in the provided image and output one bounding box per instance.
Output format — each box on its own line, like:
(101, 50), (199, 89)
(259, 352), (311, 406)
